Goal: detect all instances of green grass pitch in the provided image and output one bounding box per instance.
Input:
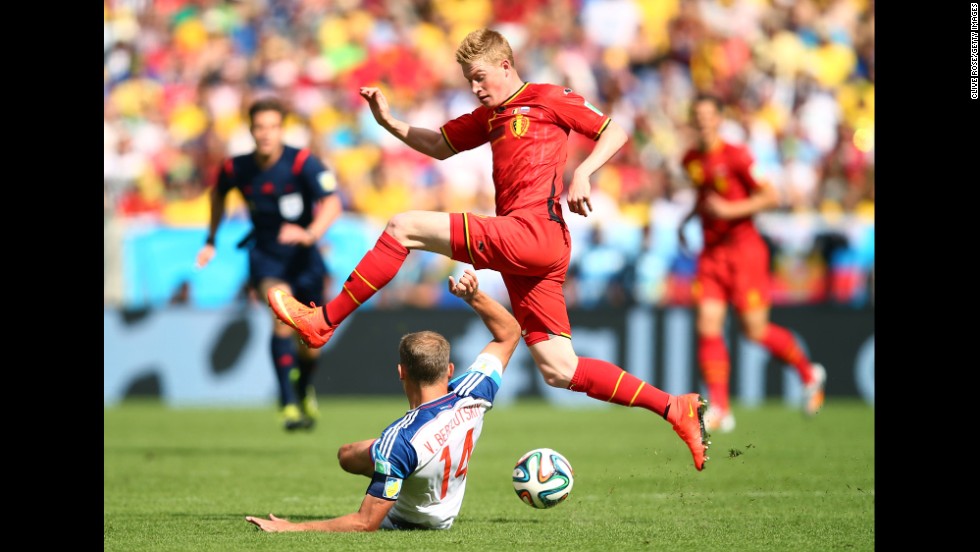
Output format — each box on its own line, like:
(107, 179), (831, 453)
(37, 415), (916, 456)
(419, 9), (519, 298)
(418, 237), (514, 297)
(104, 397), (874, 551)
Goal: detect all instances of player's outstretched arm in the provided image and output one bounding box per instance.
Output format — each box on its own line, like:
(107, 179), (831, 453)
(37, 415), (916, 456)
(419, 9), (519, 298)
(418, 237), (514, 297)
(703, 181), (779, 220)
(245, 494), (394, 533)
(278, 195), (342, 247)
(448, 269), (521, 371)
(359, 86), (454, 160)
(196, 185), (227, 268)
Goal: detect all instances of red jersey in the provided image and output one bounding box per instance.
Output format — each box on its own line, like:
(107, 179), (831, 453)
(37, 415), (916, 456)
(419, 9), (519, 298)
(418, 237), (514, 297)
(441, 83), (611, 220)
(681, 141), (763, 248)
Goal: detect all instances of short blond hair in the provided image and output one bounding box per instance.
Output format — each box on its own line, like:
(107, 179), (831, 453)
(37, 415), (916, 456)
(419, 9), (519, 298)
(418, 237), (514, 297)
(455, 28), (515, 67)
(399, 331), (452, 385)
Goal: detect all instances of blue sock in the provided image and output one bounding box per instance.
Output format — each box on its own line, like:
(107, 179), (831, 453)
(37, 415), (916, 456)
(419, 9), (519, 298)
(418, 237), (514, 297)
(271, 335), (299, 408)
(296, 356), (317, 401)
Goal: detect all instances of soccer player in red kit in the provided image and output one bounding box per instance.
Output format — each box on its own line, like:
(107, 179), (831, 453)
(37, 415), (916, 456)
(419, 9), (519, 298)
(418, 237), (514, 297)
(267, 28), (711, 471)
(678, 93), (826, 434)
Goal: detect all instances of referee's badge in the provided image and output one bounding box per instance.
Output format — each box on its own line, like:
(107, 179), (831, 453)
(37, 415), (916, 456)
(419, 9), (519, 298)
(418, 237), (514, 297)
(278, 192), (303, 220)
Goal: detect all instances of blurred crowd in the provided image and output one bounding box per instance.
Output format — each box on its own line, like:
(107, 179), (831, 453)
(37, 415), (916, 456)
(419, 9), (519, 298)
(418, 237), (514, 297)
(104, 0), (875, 310)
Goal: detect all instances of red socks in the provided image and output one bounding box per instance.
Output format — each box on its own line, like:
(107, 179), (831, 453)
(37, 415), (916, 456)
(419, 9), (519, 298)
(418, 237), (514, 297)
(325, 232), (408, 325)
(568, 357), (671, 417)
(698, 335), (730, 412)
(759, 324), (814, 384)
(695, 325), (814, 407)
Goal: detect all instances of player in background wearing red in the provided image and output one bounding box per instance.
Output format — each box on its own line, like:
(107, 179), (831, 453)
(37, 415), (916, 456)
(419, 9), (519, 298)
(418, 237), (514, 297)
(267, 28), (710, 471)
(678, 93), (826, 434)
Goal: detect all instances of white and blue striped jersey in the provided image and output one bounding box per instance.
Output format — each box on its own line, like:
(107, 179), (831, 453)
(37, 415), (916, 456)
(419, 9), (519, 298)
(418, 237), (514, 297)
(368, 352), (503, 530)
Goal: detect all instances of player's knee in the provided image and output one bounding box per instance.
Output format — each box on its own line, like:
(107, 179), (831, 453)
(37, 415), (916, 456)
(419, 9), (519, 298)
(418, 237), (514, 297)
(741, 322), (768, 342)
(538, 364), (573, 389)
(697, 329), (725, 342)
(384, 213), (414, 245)
(696, 319), (724, 336)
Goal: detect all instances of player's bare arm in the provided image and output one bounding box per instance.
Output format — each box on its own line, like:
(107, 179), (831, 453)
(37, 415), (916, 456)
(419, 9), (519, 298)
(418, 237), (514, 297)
(196, 185), (228, 268)
(360, 87), (454, 160)
(566, 120), (629, 217)
(449, 269), (521, 370)
(278, 195), (342, 247)
(337, 438), (376, 477)
(307, 194), (342, 241)
(246, 494), (394, 533)
(703, 182), (779, 220)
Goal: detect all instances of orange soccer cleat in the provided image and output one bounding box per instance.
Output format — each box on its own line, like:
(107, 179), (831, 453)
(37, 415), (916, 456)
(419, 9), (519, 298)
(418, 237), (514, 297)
(668, 393), (710, 471)
(267, 288), (335, 348)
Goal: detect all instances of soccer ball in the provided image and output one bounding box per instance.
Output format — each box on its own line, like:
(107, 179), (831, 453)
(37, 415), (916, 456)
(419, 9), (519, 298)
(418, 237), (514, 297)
(512, 447), (574, 509)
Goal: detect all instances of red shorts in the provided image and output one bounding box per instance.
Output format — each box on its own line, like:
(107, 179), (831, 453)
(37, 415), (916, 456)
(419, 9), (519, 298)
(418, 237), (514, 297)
(693, 235), (771, 312)
(449, 210), (571, 346)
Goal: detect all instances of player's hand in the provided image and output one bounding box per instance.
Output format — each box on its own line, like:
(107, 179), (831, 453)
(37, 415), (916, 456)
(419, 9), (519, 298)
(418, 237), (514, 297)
(278, 223), (316, 247)
(245, 513), (295, 533)
(359, 87), (391, 126)
(702, 193), (735, 220)
(448, 268), (479, 301)
(566, 171), (593, 217)
(195, 245), (215, 269)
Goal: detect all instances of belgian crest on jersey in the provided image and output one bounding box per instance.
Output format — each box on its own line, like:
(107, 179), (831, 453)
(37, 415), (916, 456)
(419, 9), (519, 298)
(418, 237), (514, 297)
(712, 165), (729, 193)
(511, 113), (529, 138)
(686, 160), (704, 185)
(713, 174), (729, 193)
